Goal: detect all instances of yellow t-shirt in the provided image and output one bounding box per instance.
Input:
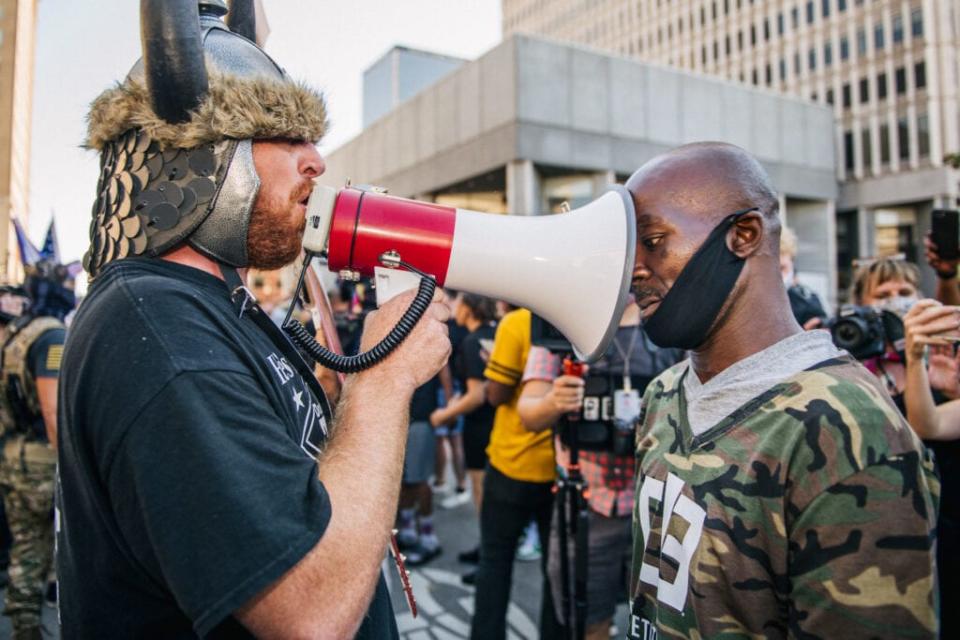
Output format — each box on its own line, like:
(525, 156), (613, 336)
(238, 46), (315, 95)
(483, 308), (555, 483)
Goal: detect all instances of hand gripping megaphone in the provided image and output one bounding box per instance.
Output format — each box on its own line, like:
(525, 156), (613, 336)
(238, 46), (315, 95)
(285, 183), (636, 372)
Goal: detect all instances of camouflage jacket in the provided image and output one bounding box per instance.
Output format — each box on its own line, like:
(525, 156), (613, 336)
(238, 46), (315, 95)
(629, 356), (939, 640)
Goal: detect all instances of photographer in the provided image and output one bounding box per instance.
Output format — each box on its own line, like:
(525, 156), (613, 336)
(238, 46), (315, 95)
(902, 299), (960, 638)
(517, 302), (681, 640)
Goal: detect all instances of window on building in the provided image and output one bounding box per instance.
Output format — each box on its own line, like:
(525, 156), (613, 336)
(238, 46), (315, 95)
(895, 66), (907, 93)
(724, 0), (729, 15)
(880, 124), (891, 163)
(739, 31), (744, 50)
(752, 68), (759, 84)
(750, 26), (756, 46)
(898, 116), (910, 160)
(764, 19), (770, 41)
(857, 29), (867, 56)
(862, 128), (872, 167)
(778, 12), (785, 34)
(825, 42), (833, 65)
(842, 83), (851, 107)
(918, 114), (930, 157)
(701, 6), (706, 25)
(702, 46), (708, 64)
(859, 77), (869, 103)
(878, 72), (887, 99)
(714, 41), (719, 59)
(811, 91), (818, 102)
(725, 35), (731, 55)
(794, 52), (801, 75)
(844, 131), (855, 170)
(893, 14), (903, 43)
(713, 1), (718, 19)
(791, 7), (799, 28)
(915, 61), (926, 89)
(826, 88), (835, 104)
(911, 8), (923, 37)
(840, 36), (850, 60)
(874, 24), (884, 50)
(822, 0), (830, 18)
(779, 59), (787, 81)
(766, 64), (773, 84)
(807, 1), (815, 23)
(838, 0), (846, 10)
(809, 48), (816, 70)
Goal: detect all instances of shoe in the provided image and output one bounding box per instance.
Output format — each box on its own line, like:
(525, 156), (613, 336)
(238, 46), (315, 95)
(396, 530), (419, 551)
(405, 544), (442, 567)
(461, 569), (477, 586)
(516, 523), (541, 562)
(457, 547), (480, 564)
(441, 489), (471, 509)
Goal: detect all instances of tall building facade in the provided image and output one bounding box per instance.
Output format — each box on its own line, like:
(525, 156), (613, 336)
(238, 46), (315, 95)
(0, 0), (37, 282)
(503, 0), (960, 296)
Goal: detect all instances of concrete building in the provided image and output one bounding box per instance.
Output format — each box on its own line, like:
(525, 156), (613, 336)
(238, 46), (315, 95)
(320, 35), (840, 304)
(363, 46), (466, 128)
(503, 0), (960, 295)
(0, 0), (36, 282)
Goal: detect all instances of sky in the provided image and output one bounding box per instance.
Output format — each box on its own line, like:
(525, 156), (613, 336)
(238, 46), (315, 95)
(28, 1), (502, 264)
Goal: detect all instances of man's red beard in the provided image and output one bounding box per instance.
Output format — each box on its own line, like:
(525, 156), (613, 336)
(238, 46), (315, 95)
(246, 180), (312, 270)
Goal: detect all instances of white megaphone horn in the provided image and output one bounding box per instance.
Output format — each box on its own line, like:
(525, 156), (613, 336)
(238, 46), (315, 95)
(301, 183), (637, 363)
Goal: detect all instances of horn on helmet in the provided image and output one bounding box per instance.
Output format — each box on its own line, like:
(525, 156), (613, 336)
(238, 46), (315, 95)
(226, 0), (257, 42)
(140, 0), (210, 124)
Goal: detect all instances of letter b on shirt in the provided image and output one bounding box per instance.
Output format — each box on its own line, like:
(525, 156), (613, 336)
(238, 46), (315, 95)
(636, 472), (706, 611)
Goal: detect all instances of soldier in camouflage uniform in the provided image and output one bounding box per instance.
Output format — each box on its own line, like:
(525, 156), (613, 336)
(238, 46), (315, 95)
(0, 264), (72, 640)
(626, 143), (939, 639)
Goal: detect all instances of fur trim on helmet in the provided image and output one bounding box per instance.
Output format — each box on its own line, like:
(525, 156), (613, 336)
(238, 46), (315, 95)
(84, 72), (328, 151)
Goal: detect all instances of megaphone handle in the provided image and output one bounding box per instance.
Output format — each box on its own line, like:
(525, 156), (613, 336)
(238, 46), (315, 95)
(283, 252), (438, 374)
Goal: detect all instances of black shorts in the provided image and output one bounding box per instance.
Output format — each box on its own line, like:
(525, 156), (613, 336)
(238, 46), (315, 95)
(463, 417), (492, 470)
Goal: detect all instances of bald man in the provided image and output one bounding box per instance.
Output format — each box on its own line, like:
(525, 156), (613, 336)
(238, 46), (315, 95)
(627, 142), (939, 639)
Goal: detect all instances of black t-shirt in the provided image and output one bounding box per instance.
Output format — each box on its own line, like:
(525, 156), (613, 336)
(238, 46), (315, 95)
(410, 376), (439, 423)
(56, 258), (398, 639)
(456, 324), (496, 436)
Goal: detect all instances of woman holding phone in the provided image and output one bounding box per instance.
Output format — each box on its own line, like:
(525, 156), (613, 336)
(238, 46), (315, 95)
(903, 299), (960, 638)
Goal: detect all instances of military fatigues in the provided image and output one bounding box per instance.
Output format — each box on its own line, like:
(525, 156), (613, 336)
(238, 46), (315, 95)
(629, 356), (939, 639)
(0, 317), (63, 638)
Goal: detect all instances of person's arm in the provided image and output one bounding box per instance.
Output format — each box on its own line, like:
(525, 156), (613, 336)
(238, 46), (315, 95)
(431, 377), (485, 427)
(485, 380), (514, 407)
(902, 299), (960, 440)
(236, 289), (451, 638)
(28, 328), (64, 449)
(517, 377), (584, 433)
(36, 377), (58, 448)
(788, 459), (938, 637)
(439, 363), (455, 403)
(925, 234), (960, 305)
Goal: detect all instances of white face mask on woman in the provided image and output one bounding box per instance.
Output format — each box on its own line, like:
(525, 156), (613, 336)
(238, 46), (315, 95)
(874, 295), (919, 318)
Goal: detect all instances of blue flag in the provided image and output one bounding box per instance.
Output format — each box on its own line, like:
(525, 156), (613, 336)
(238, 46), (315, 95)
(12, 218), (41, 267)
(40, 218), (60, 263)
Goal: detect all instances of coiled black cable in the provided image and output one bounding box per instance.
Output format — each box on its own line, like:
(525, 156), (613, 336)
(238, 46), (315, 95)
(282, 252), (438, 374)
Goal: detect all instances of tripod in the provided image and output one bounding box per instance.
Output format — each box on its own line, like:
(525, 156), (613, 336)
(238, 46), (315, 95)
(556, 357), (589, 640)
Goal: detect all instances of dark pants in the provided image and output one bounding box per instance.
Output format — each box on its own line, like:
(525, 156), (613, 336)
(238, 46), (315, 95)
(471, 464), (563, 640)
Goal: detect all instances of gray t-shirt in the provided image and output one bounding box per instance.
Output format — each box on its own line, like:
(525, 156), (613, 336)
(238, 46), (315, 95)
(682, 330), (844, 435)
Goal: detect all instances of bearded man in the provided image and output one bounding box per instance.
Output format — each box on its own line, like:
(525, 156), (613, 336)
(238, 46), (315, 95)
(627, 142), (939, 639)
(56, 2), (450, 638)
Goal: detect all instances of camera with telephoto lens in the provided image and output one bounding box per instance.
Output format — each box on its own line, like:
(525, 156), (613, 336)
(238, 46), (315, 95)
(826, 305), (905, 361)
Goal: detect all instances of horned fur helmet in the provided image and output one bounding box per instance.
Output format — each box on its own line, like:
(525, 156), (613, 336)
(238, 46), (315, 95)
(83, 0), (327, 277)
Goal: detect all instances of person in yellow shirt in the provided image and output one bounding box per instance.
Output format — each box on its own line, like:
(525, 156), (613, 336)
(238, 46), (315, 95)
(470, 308), (561, 640)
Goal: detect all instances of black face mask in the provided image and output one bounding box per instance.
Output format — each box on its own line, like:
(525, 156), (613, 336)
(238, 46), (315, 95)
(641, 208), (757, 350)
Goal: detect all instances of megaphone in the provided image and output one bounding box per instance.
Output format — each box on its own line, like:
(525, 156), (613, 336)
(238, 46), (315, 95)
(295, 183), (636, 367)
